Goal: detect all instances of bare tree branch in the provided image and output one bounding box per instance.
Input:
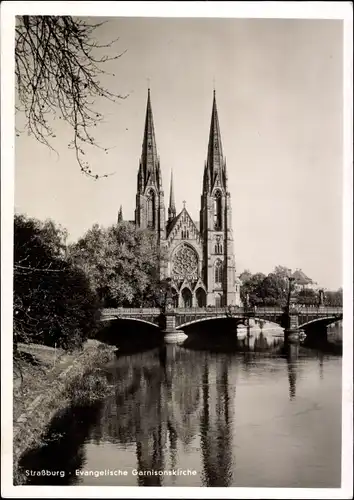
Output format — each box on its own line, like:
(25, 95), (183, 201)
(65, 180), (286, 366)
(14, 264), (67, 273)
(15, 16), (127, 179)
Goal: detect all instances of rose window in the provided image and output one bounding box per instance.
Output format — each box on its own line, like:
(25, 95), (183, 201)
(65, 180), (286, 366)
(172, 244), (198, 281)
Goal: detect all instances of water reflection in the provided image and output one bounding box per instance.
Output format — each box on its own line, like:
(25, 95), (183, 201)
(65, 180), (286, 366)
(99, 346), (209, 485)
(183, 324), (284, 354)
(101, 346), (236, 486)
(88, 331), (334, 487)
(200, 357), (233, 486)
(284, 343), (299, 401)
(319, 352), (324, 380)
(18, 326), (342, 488)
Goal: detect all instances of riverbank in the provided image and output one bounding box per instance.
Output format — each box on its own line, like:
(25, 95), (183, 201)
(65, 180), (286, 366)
(13, 339), (116, 485)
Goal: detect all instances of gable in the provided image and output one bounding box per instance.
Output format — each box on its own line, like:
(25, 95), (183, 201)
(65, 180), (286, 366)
(166, 209), (200, 243)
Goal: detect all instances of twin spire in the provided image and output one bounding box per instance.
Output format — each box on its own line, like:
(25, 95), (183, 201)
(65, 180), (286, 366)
(139, 88), (226, 219)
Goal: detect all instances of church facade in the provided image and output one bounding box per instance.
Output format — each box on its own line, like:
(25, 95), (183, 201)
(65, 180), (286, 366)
(129, 89), (238, 308)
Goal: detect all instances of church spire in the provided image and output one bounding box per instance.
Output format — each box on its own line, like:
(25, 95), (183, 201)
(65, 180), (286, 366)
(140, 88), (158, 186)
(206, 90), (225, 189)
(168, 169), (176, 221)
(135, 89), (166, 239)
(117, 205), (123, 223)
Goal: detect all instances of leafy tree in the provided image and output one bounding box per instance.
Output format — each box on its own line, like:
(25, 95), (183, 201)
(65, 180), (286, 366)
(324, 288), (343, 306)
(15, 16), (127, 178)
(295, 288), (318, 306)
(259, 273), (288, 306)
(69, 222), (165, 307)
(14, 214), (99, 350)
(240, 272), (266, 307)
(239, 269), (252, 282)
(239, 265), (340, 308)
(240, 267), (291, 307)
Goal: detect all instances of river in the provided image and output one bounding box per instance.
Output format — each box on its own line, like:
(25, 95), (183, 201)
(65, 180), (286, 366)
(19, 323), (342, 488)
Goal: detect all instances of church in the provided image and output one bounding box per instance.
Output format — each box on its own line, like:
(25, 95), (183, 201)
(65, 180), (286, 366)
(122, 89), (239, 308)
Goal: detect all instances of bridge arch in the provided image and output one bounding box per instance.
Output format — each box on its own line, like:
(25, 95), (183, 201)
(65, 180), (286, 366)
(299, 315), (342, 330)
(176, 315), (237, 329)
(102, 315), (160, 329)
(246, 317), (284, 329)
(176, 314), (285, 330)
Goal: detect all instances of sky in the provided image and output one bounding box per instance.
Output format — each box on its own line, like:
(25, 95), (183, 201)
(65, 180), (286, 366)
(14, 16), (344, 290)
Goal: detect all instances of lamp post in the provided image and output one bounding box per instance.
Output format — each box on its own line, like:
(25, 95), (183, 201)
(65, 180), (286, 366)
(318, 288), (325, 307)
(159, 277), (173, 313)
(285, 275), (300, 343)
(161, 277), (187, 344)
(164, 277), (174, 312)
(244, 292), (250, 312)
(286, 276), (295, 313)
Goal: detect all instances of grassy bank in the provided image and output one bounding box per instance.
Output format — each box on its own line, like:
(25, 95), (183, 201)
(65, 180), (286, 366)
(13, 340), (116, 485)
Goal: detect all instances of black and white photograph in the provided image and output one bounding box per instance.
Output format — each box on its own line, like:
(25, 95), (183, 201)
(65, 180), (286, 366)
(1, 2), (353, 498)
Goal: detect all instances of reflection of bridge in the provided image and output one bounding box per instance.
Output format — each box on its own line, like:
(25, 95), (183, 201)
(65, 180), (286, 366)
(100, 306), (342, 343)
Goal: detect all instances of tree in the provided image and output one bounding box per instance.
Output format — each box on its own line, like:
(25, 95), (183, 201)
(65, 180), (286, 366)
(69, 222), (165, 307)
(240, 265), (330, 308)
(240, 267), (291, 307)
(14, 214), (99, 350)
(15, 16), (127, 178)
(296, 288), (318, 305)
(259, 273), (288, 306)
(239, 269), (252, 282)
(240, 273), (266, 307)
(324, 288), (343, 306)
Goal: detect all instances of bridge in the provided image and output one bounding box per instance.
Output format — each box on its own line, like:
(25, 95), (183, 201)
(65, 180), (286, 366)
(100, 305), (343, 343)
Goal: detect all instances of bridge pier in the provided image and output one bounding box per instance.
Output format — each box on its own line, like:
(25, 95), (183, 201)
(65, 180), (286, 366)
(284, 306), (300, 343)
(162, 311), (187, 344)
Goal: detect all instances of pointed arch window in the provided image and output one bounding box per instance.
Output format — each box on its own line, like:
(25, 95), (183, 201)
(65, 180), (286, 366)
(182, 288), (193, 308)
(215, 260), (223, 285)
(147, 190), (155, 229)
(215, 236), (223, 254)
(214, 244), (223, 254)
(213, 190), (222, 230)
(196, 288), (207, 307)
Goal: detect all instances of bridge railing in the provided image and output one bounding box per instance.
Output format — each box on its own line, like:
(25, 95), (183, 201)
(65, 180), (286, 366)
(174, 307), (285, 314)
(174, 307), (235, 314)
(295, 306), (343, 315)
(101, 308), (161, 316)
(101, 305), (342, 317)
